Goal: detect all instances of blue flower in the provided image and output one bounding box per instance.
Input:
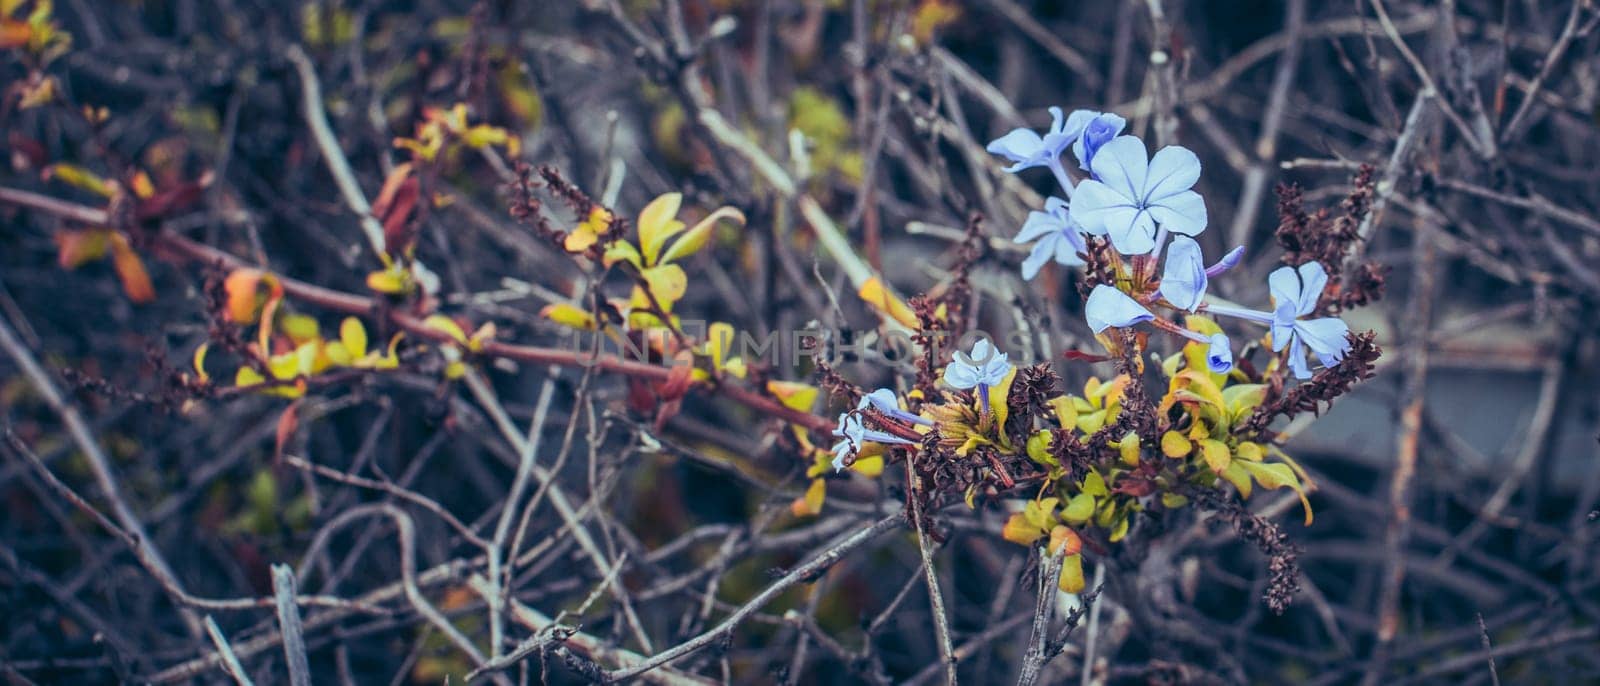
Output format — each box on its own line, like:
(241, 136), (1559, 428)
(944, 339), (1013, 415)
(1069, 135), (1207, 255)
(1268, 262), (1352, 378)
(986, 107), (1093, 173)
(1205, 332), (1234, 374)
(1159, 238), (1246, 312)
(1073, 112), (1127, 172)
(1086, 284), (1233, 373)
(1206, 245), (1246, 277)
(859, 388), (933, 427)
(943, 339), (1012, 391)
(1015, 197), (1088, 280)
(1085, 285), (1155, 333)
(831, 411), (915, 472)
(1159, 235), (1208, 311)
(1202, 262), (1352, 379)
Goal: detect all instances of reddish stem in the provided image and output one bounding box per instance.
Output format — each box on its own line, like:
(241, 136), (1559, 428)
(0, 186), (837, 434)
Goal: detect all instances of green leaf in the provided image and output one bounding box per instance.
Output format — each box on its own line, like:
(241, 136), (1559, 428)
(1026, 431), (1056, 467)
(1082, 470), (1108, 497)
(1062, 493), (1096, 525)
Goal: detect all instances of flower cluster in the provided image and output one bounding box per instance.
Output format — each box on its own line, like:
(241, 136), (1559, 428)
(990, 108), (1351, 379)
(793, 107), (1377, 602)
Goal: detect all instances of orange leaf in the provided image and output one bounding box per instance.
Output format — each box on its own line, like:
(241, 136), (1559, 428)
(107, 233), (155, 303)
(0, 19), (30, 50)
(224, 269), (280, 324)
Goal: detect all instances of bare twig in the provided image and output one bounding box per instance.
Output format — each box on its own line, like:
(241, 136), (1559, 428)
(203, 616), (256, 686)
(1499, 0), (1594, 142)
(1017, 546), (1066, 686)
(271, 564), (314, 686)
(0, 314), (205, 639)
(284, 44), (389, 260)
(605, 513), (903, 681)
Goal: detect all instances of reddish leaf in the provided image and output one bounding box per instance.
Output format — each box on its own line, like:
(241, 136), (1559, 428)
(133, 173), (212, 221)
(372, 163), (420, 255)
(1062, 350), (1114, 363)
(274, 401), (302, 464)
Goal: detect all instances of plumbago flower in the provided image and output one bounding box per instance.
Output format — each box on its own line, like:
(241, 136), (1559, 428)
(985, 106), (1088, 175)
(988, 107), (1132, 197)
(1205, 262), (1352, 378)
(1015, 197), (1088, 280)
(829, 388), (931, 472)
(1071, 135), (1207, 255)
(1086, 284), (1233, 373)
(943, 339), (1015, 408)
(956, 103), (1379, 604)
(1073, 111), (1127, 172)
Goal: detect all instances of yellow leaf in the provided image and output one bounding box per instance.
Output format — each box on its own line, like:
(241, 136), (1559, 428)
(1117, 431), (1141, 466)
(564, 206), (613, 253)
(128, 171), (155, 200)
(638, 264), (688, 309)
(602, 241), (642, 269)
(422, 315), (468, 345)
(849, 455), (884, 477)
(1160, 431), (1192, 458)
(366, 266), (411, 295)
(1235, 442), (1264, 462)
(637, 192), (685, 266)
(192, 343), (210, 382)
(659, 207), (744, 265)
(235, 366), (264, 388)
(765, 380), (819, 413)
(704, 322), (736, 369)
(1058, 553), (1086, 593)
(44, 163), (116, 199)
(1001, 512), (1042, 546)
(988, 367), (1017, 447)
(267, 352), (299, 381)
(791, 479), (826, 517)
(540, 303), (598, 331)
(324, 341), (353, 366)
(1049, 396), (1078, 430)
(856, 277), (919, 329)
(340, 317), (368, 358)
(1221, 462), (1253, 499)
(1239, 461), (1315, 525)
(280, 313), (320, 345)
(1199, 438), (1231, 474)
